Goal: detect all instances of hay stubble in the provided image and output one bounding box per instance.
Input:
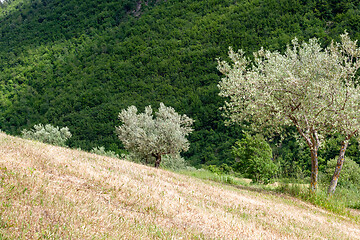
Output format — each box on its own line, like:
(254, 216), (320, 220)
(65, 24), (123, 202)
(0, 132), (359, 239)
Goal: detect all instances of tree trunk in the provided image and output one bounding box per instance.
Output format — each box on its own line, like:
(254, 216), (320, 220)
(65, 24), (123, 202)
(288, 116), (320, 194)
(154, 154), (162, 168)
(310, 148), (319, 194)
(328, 140), (349, 195)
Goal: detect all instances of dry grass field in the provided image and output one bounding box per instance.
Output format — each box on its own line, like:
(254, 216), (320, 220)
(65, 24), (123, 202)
(0, 131), (360, 239)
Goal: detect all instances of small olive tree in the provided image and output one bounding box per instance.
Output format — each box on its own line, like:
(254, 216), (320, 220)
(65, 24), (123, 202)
(116, 103), (194, 168)
(21, 124), (72, 147)
(218, 33), (360, 193)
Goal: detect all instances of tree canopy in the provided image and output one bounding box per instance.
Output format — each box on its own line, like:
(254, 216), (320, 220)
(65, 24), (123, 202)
(116, 103), (194, 168)
(218, 33), (360, 192)
(0, 0), (360, 172)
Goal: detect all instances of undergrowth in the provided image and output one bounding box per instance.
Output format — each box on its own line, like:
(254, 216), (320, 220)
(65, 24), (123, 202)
(276, 184), (344, 213)
(265, 183), (360, 221)
(178, 169), (249, 186)
(180, 169), (360, 221)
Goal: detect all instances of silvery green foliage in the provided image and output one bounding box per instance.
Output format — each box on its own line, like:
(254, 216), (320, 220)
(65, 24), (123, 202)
(115, 103), (194, 166)
(218, 32), (360, 144)
(21, 124), (72, 147)
(218, 33), (360, 192)
(90, 146), (119, 158)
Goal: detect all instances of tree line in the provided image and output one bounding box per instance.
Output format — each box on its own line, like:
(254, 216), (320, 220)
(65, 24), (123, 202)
(1, 0), (360, 182)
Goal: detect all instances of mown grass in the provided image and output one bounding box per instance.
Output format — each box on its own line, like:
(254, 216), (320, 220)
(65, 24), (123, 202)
(180, 168), (360, 222)
(1, 132), (360, 239)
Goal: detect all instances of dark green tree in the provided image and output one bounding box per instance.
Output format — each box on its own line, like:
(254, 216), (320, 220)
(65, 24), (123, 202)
(232, 134), (278, 183)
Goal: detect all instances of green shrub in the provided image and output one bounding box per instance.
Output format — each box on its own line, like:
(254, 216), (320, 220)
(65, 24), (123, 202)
(207, 164), (233, 175)
(276, 184), (347, 214)
(320, 158), (360, 210)
(90, 146), (119, 158)
(160, 154), (188, 171)
(232, 134), (278, 184)
(351, 202), (360, 209)
(207, 165), (222, 175)
(21, 124), (71, 147)
(323, 157), (360, 188)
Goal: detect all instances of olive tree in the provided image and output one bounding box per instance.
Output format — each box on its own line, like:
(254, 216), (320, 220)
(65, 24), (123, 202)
(21, 124), (72, 147)
(328, 86), (360, 194)
(116, 103), (194, 168)
(218, 33), (360, 193)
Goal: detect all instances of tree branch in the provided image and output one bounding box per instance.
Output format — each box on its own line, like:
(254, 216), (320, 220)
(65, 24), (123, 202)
(289, 115), (312, 148)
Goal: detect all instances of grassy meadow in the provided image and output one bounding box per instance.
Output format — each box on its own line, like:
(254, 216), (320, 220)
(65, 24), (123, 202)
(1, 131), (360, 239)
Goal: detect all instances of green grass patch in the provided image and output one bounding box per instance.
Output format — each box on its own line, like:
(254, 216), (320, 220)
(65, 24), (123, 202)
(274, 183), (359, 221)
(179, 168), (360, 222)
(178, 168), (249, 186)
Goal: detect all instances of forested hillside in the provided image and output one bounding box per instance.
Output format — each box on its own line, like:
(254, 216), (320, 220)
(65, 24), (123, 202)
(1, 0), (360, 171)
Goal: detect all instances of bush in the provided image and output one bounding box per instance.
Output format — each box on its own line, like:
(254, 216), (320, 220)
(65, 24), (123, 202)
(207, 164), (233, 175)
(160, 154), (188, 171)
(323, 157), (360, 188)
(90, 146), (119, 158)
(21, 124), (72, 147)
(232, 134), (278, 184)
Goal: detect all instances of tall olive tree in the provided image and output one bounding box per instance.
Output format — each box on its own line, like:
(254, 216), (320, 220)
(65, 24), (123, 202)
(324, 34), (360, 194)
(328, 90), (360, 193)
(218, 33), (360, 193)
(116, 103), (194, 168)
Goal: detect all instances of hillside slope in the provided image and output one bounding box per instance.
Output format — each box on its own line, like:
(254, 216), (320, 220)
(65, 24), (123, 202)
(1, 0), (360, 168)
(0, 132), (359, 239)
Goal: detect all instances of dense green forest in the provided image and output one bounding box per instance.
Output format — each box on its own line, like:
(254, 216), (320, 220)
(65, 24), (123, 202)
(1, 0), (360, 177)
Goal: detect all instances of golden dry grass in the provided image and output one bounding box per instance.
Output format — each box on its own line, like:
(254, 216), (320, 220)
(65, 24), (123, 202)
(0, 131), (359, 239)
